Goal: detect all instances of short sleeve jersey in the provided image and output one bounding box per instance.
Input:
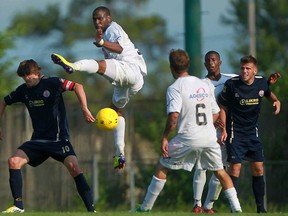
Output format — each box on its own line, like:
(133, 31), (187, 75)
(204, 73), (237, 97)
(102, 21), (147, 76)
(166, 76), (219, 146)
(4, 76), (75, 141)
(218, 75), (271, 136)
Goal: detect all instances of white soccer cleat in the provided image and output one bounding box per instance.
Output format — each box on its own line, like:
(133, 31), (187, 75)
(2, 205), (24, 213)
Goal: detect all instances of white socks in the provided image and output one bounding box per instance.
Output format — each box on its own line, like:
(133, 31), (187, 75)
(73, 59), (99, 73)
(114, 116), (125, 155)
(193, 169), (207, 207)
(203, 173), (222, 210)
(223, 187), (242, 212)
(141, 175), (166, 211)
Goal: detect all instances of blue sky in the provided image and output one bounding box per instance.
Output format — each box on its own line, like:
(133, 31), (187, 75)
(1, 0), (235, 75)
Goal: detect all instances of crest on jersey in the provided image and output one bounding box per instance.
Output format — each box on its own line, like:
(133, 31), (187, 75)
(259, 90), (264, 97)
(43, 90), (50, 98)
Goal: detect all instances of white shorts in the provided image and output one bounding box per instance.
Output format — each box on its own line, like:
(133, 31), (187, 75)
(160, 137), (223, 172)
(104, 59), (144, 108)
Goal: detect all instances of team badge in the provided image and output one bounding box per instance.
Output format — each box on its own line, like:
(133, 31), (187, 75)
(43, 90), (50, 98)
(240, 99), (245, 105)
(259, 90), (264, 97)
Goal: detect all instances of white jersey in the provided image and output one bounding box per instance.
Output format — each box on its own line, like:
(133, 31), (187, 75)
(202, 73), (238, 165)
(204, 73), (237, 97)
(166, 76), (219, 147)
(102, 21), (147, 76)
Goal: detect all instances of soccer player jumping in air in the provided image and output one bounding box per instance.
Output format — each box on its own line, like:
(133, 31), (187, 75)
(51, 6), (147, 170)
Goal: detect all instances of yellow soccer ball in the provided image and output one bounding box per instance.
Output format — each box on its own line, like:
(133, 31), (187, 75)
(95, 108), (119, 130)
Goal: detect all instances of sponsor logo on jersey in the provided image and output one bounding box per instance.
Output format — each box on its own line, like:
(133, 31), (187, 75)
(240, 98), (259, 105)
(28, 100), (44, 107)
(189, 87), (208, 101)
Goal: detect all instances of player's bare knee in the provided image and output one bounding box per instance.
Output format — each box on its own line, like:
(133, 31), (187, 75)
(66, 162), (82, 176)
(213, 170), (225, 181)
(251, 167), (264, 176)
(250, 162), (264, 176)
(8, 156), (22, 169)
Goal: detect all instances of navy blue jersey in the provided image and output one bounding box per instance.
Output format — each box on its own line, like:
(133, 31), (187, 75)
(218, 75), (271, 137)
(4, 76), (75, 141)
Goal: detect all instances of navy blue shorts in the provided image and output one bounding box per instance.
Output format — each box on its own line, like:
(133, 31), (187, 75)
(18, 140), (77, 167)
(226, 135), (264, 163)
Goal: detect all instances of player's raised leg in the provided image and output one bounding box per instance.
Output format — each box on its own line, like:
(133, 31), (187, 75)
(51, 53), (100, 74)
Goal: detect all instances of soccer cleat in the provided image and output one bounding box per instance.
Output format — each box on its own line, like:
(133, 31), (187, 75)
(257, 209), (267, 213)
(192, 205), (203, 213)
(230, 209), (242, 213)
(113, 153), (126, 169)
(51, 53), (74, 74)
(257, 205), (267, 213)
(2, 205), (24, 213)
(129, 204), (151, 213)
(203, 208), (216, 214)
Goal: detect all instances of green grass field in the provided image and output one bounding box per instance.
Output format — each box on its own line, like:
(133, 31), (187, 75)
(15, 212), (288, 216)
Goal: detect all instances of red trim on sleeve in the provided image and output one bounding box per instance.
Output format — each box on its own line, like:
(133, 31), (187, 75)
(63, 80), (76, 91)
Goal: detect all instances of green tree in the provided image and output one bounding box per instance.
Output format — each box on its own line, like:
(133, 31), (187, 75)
(221, 0), (288, 160)
(0, 31), (18, 99)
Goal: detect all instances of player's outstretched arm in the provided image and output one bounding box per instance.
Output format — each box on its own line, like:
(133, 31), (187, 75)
(73, 83), (95, 123)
